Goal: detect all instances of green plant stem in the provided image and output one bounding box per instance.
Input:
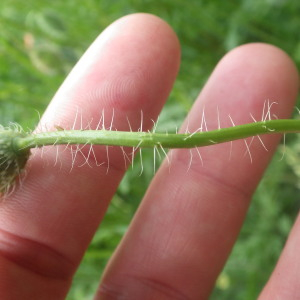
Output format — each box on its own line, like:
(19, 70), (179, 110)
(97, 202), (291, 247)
(16, 119), (300, 150)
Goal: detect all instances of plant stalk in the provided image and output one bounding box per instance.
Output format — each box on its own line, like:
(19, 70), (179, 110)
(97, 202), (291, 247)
(16, 119), (300, 150)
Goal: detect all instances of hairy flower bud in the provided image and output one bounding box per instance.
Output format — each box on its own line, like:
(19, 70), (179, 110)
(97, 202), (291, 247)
(0, 126), (30, 194)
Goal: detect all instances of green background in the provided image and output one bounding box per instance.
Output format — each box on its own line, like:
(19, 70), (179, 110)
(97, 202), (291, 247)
(1, 1), (300, 299)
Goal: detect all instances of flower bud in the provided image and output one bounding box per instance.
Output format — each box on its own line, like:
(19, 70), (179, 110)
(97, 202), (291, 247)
(0, 127), (30, 194)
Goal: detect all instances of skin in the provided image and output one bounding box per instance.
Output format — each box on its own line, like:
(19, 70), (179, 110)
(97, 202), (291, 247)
(0, 13), (299, 300)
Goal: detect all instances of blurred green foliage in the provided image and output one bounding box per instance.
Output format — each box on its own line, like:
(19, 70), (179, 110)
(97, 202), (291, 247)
(0, 0), (300, 299)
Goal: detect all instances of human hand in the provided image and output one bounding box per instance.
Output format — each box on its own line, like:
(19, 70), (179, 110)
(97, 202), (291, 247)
(0, 14), (298, 300)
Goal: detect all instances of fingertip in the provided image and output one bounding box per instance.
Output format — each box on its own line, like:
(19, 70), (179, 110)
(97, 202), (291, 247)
(222, 43), (299, 106)
(114, 13), (181, 49)
(44, 13), (181, 126)
(197, 42), (299, 129)
(103, 13), (181, 111)
(238, 43), (298, 80)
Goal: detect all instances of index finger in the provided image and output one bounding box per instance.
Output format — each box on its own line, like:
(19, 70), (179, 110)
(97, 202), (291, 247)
(0, 14), (180, 299)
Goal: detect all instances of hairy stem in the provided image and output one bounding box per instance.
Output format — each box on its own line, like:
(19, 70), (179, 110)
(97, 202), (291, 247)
(17, 119), (300, 150)
(0, 118), (299, 194)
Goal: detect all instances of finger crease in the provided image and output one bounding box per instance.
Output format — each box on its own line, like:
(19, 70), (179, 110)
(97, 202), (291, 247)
(0, 228), (76, 280)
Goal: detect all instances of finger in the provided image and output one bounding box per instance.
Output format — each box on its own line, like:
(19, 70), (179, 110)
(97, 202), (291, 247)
(259, 212), (300, 299)
(0, 14), (180, 299)
(97, 44), (299, 299)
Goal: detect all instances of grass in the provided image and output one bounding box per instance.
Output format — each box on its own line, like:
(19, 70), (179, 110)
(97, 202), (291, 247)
(0, 0), (300, 299)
